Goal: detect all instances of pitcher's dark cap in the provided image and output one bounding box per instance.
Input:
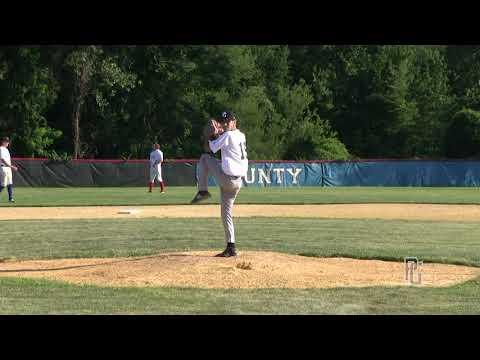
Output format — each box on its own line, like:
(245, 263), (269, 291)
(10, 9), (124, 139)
(218, 111), (236, 123)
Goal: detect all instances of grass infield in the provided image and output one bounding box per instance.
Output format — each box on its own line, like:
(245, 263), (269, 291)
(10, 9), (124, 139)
(1, 276), (479, 315)
(1, 217), (480, 314)
(1, 217), (480, 266)
(2, 186), (480, 207)
(2, 186), (479, 314)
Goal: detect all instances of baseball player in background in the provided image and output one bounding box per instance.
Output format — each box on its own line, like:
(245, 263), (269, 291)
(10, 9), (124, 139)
(0, 137), (18, 203)
(149, 143), (165, 193)
(191, 111), (248, 257)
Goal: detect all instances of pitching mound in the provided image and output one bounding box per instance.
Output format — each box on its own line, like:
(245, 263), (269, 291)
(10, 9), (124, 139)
(1, 251), (479, 289)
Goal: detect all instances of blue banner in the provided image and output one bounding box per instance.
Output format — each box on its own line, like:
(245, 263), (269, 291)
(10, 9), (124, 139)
(202, 160), (480, 187)
(322, 160), (480, 187)
(12, 159), (480, 187)
(203, 162), (321, 187)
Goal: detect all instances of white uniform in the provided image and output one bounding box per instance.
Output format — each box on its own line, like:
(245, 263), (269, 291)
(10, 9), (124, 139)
(149, 149), (164, 182)
(0, 146), (13, 187)
(208, 129), (248, 177)
(197, 129), (248, 244)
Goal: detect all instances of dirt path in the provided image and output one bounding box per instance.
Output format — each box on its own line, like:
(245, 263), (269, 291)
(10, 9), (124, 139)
(1, 251), (478, 289)
(2, 204), (480, 221)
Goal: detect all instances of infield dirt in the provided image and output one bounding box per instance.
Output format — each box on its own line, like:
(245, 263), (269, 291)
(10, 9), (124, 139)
(2, 204), (480, 221)
(1, 251), (478, 289)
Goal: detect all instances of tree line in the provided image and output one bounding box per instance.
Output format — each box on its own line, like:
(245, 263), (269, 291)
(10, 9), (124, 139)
(0, 45), (479, 160)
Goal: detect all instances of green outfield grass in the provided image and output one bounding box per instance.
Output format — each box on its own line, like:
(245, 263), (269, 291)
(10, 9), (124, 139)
(1, 218), (480, 265)
(1, 277), (479, 315)
(2, 186), (480, 206)
(1, 217), (480, 314)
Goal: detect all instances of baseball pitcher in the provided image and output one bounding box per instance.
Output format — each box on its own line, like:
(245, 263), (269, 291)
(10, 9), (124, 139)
(191, 111), (248, 257)
(149, 143), (165, 193)
(0, 137), (18, 203)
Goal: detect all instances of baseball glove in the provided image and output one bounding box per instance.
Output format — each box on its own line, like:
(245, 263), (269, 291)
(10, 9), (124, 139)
(202, 119), (222, 152)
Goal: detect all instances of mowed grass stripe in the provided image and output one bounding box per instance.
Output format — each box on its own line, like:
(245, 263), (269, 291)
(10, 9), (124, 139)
(1, 218), (479, 267)
(1, 276), (480, 314)
(3, 186), (480, 206)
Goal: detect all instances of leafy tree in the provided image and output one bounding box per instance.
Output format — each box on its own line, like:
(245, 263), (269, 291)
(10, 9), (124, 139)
(226, 86), (280, 159)
(65, 46), (136, 158)
(0, 47), (61, 157)
(65, 46), (102, 159)
(408, 46), (452, 156)
(445, 108), (480, 158)
(1, 45), (477, 161)
(283, 111), (349, 160)
(372, 47), (418, 156)
(446, 46), (480, 110)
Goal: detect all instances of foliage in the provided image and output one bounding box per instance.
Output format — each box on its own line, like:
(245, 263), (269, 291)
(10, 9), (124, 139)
(284, 113), (350, 160)
(0, 47), (61, 157)
(445, 108), (480, 158)
(0, 45), (478, 159)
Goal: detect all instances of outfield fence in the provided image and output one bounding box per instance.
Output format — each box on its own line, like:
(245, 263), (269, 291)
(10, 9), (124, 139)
(11, 158), (480, 187)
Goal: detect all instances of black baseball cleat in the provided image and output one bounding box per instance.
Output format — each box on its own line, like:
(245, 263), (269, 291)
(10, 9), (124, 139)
(215, 243), (237, 257)
(8, 199), (15, 203)
(190, 191), (212, 204)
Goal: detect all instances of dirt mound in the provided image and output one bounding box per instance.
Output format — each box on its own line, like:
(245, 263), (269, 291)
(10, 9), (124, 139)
(1, 251), (478, 289)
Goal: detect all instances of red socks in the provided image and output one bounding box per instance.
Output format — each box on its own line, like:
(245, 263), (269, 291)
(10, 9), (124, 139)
(149, 182), (164, 192)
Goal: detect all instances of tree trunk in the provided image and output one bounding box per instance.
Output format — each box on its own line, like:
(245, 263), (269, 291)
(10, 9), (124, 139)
(72, 64), (88, 159)
(72, 97), (82, 159)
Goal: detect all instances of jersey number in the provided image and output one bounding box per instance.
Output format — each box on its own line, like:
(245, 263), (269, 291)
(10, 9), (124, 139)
(240, 142), (247, 160)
